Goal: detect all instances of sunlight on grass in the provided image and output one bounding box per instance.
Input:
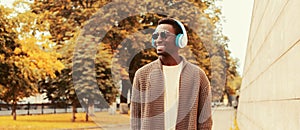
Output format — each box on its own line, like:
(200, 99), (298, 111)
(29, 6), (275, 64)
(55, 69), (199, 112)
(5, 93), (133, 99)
(93, 111), (130, 126)
(0, 112), (130, 130)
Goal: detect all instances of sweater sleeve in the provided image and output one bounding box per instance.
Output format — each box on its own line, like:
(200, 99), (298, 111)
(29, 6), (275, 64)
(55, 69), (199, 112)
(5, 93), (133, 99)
(130, 71), (141, 130)
(197, 70), (213, 130)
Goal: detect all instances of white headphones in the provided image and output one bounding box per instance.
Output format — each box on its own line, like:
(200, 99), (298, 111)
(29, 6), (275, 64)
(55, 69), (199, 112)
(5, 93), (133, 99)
(152, 18), (188, 48)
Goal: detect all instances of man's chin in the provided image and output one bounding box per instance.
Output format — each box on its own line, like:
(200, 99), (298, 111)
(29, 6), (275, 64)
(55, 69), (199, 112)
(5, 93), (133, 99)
(157, 52), (168, 56)
(157, 51), (163, 55)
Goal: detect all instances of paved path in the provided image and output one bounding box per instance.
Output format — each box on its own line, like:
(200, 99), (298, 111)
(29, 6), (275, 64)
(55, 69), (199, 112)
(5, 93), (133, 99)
(212, 107), (236, 130)
(99, 124), (130, 130)
(88, 107), (236, 130)
(2, 107), (235, 130)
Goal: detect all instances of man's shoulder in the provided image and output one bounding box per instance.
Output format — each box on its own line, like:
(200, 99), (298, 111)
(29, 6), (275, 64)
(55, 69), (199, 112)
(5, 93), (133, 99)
(135, 59), (160, 76)
(185, 62), (206, 76)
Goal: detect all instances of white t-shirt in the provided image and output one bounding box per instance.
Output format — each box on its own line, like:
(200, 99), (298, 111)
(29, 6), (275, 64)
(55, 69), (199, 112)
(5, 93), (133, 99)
(163, 61), (183, 130)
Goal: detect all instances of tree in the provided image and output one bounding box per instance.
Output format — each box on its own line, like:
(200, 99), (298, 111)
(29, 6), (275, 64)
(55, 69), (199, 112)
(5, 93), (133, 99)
(71, 0), (235, 103)
(31, 0), (112, 46)
(0, 3), (64, 120)
(31, 0), (239, 110)
(30, 0), (115, 121)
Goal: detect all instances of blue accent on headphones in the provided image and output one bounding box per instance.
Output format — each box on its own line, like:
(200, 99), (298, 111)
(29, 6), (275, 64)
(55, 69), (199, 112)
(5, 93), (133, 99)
(152, 18), (188, 48)
(152, 38), (155, 48)
(175, 33), (183, 48)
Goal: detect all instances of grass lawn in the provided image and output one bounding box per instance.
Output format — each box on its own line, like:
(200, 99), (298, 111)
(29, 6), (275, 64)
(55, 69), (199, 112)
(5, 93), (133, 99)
(0, 112), (130, 130)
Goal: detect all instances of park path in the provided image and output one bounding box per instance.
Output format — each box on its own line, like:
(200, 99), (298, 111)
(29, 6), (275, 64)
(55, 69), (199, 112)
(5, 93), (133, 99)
(212, 107), (236, 130)
(87, 106), (236, 130)
(0, 106), (235, 130)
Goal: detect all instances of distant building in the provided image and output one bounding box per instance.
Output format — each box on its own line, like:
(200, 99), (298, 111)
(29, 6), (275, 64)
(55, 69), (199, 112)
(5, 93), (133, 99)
(19, 93), (49, 104)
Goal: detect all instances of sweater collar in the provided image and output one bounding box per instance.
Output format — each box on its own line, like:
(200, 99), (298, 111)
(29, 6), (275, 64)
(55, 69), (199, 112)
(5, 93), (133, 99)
(156, 55), (188, 70)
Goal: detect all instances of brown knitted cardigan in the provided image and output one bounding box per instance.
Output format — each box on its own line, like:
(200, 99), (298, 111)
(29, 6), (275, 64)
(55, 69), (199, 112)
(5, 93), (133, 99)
(130, 56), (212, 130)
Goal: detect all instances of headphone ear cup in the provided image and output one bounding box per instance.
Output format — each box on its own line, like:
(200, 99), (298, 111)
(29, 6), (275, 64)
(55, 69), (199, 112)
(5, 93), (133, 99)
(152, 38), (156, 48)
(173, 19), (188, 48)
(175, 34), (183, 48)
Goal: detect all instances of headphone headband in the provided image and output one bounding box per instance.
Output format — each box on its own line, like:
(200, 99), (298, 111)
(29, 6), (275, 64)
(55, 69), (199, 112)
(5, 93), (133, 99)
(173, 19), (188, 48)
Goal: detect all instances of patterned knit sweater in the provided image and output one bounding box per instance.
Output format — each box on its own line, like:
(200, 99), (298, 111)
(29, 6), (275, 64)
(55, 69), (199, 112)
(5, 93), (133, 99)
(130, 57), (213, 130)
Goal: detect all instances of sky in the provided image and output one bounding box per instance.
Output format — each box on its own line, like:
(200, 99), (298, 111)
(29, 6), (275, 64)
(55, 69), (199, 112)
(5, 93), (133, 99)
(0, 0), (15, 7)
(216, 0), (254, 75)
(0, 0), (254, 75)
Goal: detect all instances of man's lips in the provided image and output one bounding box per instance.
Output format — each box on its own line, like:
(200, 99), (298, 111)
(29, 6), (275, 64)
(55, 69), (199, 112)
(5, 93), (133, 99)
(156, 45), (165, 52)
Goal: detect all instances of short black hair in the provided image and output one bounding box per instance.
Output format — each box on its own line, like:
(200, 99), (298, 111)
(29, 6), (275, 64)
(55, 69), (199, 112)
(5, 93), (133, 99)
(158, 18), (183, 35)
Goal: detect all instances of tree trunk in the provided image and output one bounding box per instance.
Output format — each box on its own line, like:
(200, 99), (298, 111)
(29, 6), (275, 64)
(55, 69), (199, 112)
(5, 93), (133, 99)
(225, 91), (232, 106)
(88, 103), (95, 116)
(86, 99), (95, 122)
(85, 105), (89, 122)
(12, 101), (17, 120)
(72, 103), (76, 122)
(121, 79), (131, 103)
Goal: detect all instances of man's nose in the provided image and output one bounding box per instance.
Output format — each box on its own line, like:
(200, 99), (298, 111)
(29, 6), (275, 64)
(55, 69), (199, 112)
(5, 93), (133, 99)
(155, 35), (164, 45)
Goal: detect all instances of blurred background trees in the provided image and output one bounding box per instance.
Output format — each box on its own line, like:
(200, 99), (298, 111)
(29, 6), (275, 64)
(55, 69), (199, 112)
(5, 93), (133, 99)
(0, 0), (241, 120)
(0, 2), (64, 120)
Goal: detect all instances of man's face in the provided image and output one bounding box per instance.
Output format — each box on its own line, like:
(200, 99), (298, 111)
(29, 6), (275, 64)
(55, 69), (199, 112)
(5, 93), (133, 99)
(153, 24), (179, 56)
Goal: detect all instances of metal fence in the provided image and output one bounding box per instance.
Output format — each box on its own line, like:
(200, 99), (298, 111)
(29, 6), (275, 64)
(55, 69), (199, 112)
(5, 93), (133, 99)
(0, 102), (109, 116)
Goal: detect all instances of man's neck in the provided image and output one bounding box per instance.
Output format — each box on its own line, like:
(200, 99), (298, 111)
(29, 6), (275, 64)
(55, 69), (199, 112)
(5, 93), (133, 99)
(159, 54), (182, 66)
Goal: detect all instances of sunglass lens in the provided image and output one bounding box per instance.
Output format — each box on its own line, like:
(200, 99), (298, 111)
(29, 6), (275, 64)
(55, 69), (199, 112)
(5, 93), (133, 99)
(152, 33), (158, 39)
(152, 31), (169, 40)
(160, 32), (166, 39)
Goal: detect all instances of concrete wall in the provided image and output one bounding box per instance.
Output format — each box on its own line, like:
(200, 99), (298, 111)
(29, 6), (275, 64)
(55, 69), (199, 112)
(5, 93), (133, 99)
(237, 0), (300, 129)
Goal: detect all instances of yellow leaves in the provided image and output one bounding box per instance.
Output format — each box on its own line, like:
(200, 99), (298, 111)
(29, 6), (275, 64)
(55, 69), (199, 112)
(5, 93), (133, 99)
(0, 54), (5, 62)
(214, 8), (221, 14)
(57, 34), (63, 39)
(14, 47), (22, 54)
(41, 43), (50, 49)
(0, 84), (9, 97)
(120, 68), (129, 80)
(14, 61), (21, 67)
(0, 83), (3, 89)
(120, 30), (127, 35)
(29, 61), (36, 68)
(23, 71), (28, 80)
(7, 31), (65, 81)
(37, 61), (44, 69)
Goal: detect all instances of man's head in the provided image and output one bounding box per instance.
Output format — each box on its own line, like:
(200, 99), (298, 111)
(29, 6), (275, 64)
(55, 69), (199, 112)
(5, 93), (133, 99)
(152, 18), (186, 56)
(158, 18), (183, 35)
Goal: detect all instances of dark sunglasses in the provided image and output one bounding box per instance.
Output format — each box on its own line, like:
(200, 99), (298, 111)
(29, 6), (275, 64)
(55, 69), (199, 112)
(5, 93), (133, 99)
(152, 30), (176, 40)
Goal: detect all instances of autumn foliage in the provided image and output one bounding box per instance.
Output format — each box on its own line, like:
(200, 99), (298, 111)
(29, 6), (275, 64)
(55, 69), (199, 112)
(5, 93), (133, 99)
(0, 0), (241, 121)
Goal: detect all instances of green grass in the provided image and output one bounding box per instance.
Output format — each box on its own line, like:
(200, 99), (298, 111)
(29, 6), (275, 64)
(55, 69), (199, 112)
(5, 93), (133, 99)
(0, 112), (130, 130)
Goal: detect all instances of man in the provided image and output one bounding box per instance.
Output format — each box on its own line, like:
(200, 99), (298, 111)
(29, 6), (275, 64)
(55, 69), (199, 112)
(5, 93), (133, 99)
(130, 18), (212, 130)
